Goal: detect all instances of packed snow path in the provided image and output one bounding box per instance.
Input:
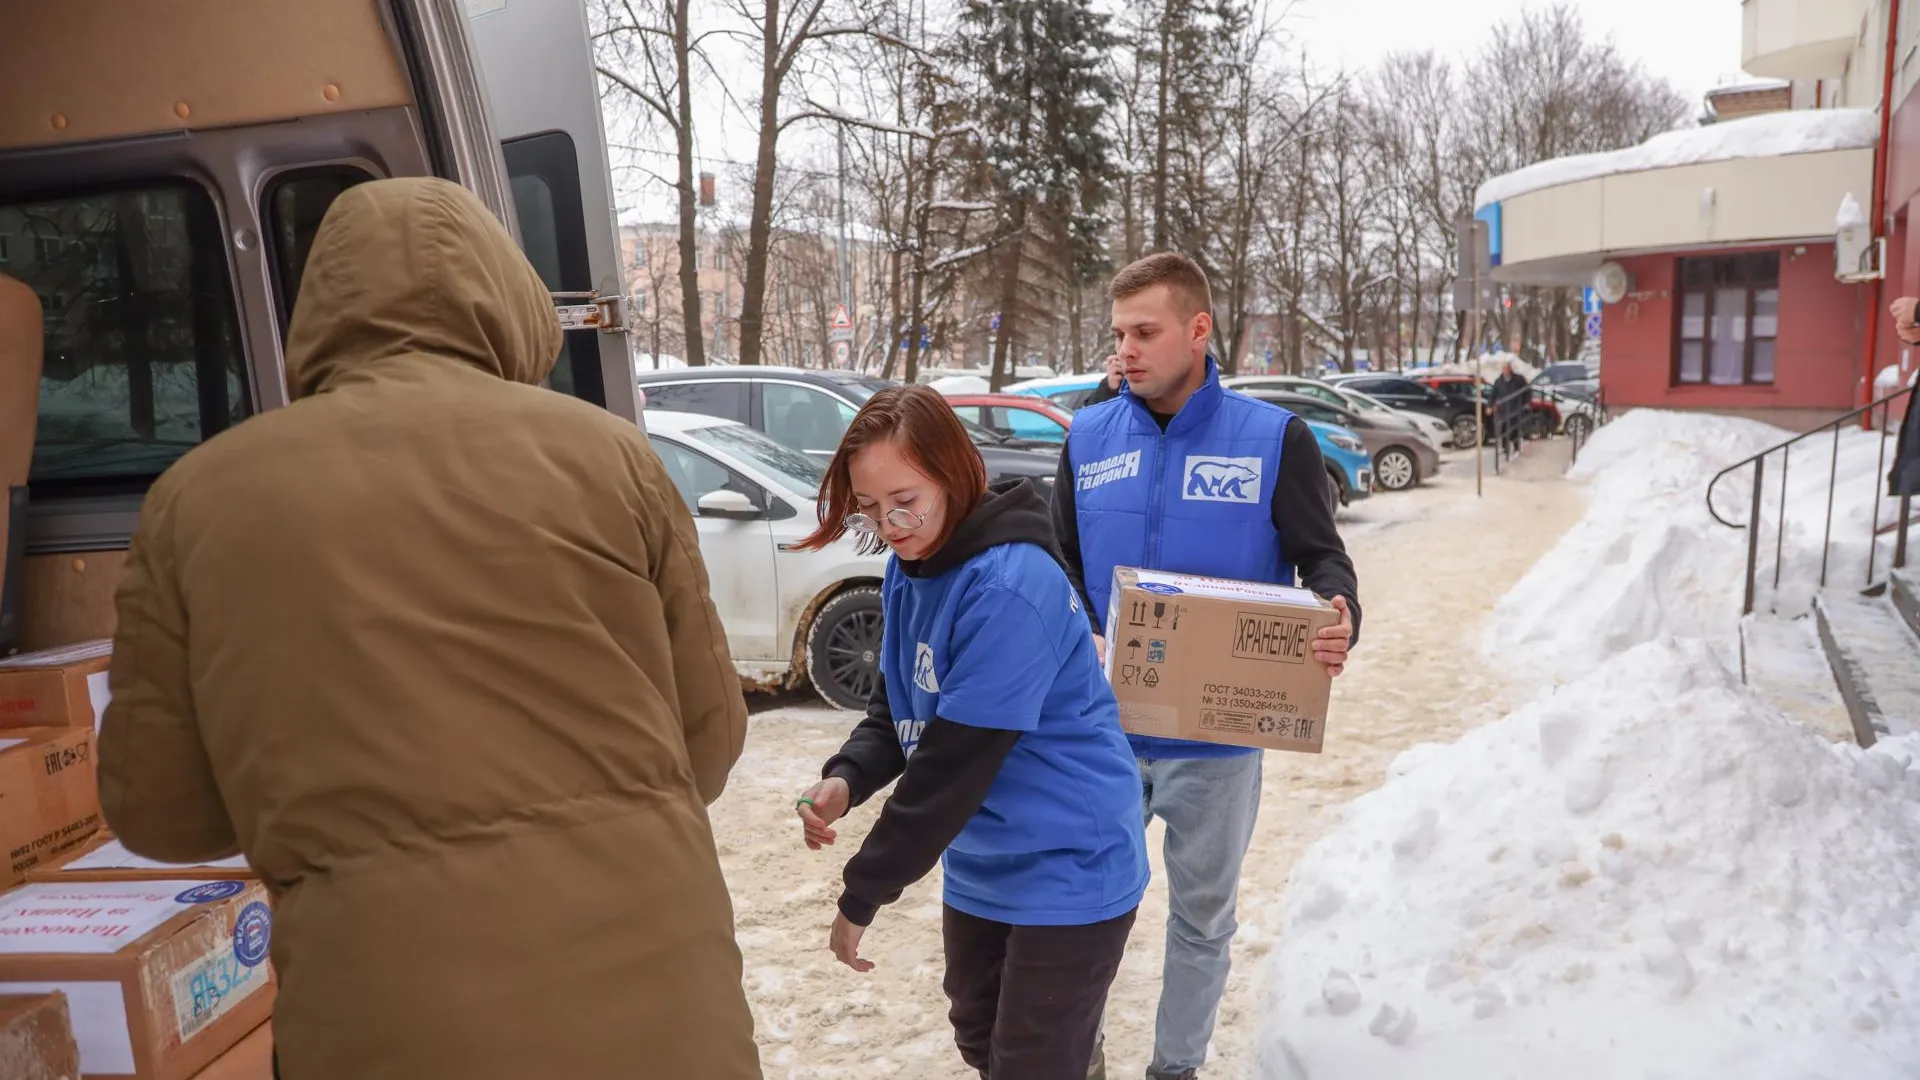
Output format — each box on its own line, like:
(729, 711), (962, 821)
(707, 449), (1587, 1079)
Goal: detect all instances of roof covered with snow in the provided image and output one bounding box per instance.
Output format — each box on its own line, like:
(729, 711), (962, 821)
(1475, 109), (1879, 210)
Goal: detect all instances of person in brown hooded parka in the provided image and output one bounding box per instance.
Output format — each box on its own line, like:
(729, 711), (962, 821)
(97, 177), (762, 1080)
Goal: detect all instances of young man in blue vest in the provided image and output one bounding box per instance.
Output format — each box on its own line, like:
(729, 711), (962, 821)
(1051, 253), (1359, 1080)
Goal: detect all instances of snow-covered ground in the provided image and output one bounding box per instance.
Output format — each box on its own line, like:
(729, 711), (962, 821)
(715, 458), (1589, 1078)
(1261, 411), (1920, 1078)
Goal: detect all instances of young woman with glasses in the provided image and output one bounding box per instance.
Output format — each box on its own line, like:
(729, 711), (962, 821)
(790, 384), (1148, 1080)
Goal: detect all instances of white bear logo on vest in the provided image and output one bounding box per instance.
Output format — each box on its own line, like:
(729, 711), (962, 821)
(1181, 455), (1262, 504)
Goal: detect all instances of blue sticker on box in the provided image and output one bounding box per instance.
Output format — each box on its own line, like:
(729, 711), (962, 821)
(232, 902), (272, 968)
(1139, 582), (1183, 595)
(175, 881), (245, 905)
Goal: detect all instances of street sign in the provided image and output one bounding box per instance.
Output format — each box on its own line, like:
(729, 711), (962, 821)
(1585, 313), (1603, 339)
(832, 340), (851, 367)
(829, 304), (854, 344)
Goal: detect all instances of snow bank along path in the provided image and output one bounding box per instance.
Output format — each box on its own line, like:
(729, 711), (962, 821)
(1259, 641), (1920, 1079)
(1262, 412), (1920, 1078)
(1489, 408), (1895, 685)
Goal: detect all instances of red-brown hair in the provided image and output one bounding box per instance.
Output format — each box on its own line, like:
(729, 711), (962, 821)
(793, 383), (989, 554)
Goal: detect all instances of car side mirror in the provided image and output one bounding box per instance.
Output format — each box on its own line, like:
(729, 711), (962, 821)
(697, 489), (764, 520)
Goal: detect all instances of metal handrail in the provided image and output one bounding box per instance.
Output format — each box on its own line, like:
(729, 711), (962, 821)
(1706, 385), (1915, 615)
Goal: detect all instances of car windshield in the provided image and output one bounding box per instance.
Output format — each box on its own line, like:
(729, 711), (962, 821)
(684, 422), (826, 497)
(845, 376), (1011, 444)
(1336, 389), (1393, 414)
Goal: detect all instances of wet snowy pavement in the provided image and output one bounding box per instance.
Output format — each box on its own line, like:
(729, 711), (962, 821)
(709, 445), (1587, 1079)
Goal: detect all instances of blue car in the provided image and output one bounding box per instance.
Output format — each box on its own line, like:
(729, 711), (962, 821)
(1004, 373), (1108, 412)
(1306, 419), (1373, 508)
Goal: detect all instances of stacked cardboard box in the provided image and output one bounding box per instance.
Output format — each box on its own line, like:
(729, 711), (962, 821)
(1, 726), (102, 890)
(0, 641), (277, 1079)
(0, 990), (83, 1079)
(0, 880), (276, 1079)
(0, 641), (113, 732)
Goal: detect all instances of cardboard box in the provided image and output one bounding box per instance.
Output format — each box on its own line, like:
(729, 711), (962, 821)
(1, 727), (103, 890)
(1103, 567), (1340, 753)
(0, 641), (113, 731)
(29, 834), (254, 886)
(0, 880), (277, 1080)
(189, 1020), (271, 1080)
(0, 990), (83, 1080)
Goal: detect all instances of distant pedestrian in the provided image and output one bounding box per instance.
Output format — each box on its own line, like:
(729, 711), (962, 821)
(1492, 362), (1528, 455)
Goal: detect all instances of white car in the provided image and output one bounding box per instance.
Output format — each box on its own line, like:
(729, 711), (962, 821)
(642, 410), (887, 709)
(1223, 374), (1452, 449)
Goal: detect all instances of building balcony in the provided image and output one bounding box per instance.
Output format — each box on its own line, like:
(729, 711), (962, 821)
(1475, 109), (1876, 286)
(1742, 0), (1868, 81)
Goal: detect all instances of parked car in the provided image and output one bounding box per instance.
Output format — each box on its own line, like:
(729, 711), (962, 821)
(1304, 419), (1374, 510)
(635, 366), (1061, 491)
(1223, 374), (1453, 448)
(1004, 372), (1109, 412)
(1411, 373), (1589, 442)
(1534, 362), (1596, 387)
(1242, 390), (1438, 492)
(944, 393), (1076, 443)
(1326, 373), (1484, 449)
(643, 410), (887, 709)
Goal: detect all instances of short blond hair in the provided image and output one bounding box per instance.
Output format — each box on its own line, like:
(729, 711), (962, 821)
(1110, 253), (1212, 319)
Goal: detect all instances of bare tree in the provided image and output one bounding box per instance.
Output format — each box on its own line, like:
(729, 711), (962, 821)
(592, 0), (714, 366)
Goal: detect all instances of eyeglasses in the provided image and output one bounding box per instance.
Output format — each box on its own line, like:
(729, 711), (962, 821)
(844, 506), (928, 534)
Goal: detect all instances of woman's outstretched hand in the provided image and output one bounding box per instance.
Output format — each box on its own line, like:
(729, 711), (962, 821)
(796, 776), (852, 850)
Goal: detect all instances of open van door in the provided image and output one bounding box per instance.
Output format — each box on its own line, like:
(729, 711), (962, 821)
(464, 0), (641, 424)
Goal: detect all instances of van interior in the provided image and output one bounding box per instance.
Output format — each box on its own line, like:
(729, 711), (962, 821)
(1, 0), (631, 656)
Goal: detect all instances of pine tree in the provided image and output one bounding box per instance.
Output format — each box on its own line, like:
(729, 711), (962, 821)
(949, 0), (1118, 387)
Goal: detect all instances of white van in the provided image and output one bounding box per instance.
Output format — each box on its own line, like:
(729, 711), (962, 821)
(2, 0), (637, 652)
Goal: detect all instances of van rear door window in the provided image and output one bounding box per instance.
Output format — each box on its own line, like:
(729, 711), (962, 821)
(265, 168), (375, 328)
(8, 183), (251, 497)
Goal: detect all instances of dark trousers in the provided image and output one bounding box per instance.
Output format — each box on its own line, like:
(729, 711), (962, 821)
(942, 904), (1136, 1079)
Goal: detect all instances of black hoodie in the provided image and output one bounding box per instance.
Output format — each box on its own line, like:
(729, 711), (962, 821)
(820, 479), (1064, 927)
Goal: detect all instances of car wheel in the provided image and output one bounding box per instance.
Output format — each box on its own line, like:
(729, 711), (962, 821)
(806, 586), (884, 710)
(1374, 447), (1418, 491)
(1524, 411), (1552, 439)
(1325, 468), (1345, 511)
(1565, 413), (1594, 441)
(1450, 414), (1478, 448)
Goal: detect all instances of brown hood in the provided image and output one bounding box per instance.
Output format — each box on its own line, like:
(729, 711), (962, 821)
(284, 177), (561, 399)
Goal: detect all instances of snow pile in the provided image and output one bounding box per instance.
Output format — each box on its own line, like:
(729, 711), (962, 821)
(1489, 409), (1893, 684)
(1476, 108), (1879, 208)
(1874, 363), (1916, 393)
(1259, 639), (1920, 1080)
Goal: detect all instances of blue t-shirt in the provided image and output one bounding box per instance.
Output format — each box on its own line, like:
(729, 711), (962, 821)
(880, 541), (1150, 926)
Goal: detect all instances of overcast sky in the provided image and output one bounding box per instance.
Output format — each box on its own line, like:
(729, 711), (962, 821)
(1298, 0), (1739, 105)
(612, 0), (1745, 219)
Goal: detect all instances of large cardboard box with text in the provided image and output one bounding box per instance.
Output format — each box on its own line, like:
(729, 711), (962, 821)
(1103, 567), (1340, 753)
(0, 879), (276, 1080)
(1, 726), (103, 890)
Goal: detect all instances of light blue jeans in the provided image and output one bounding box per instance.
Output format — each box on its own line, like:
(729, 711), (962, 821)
(1122, 752), (1265, 1078)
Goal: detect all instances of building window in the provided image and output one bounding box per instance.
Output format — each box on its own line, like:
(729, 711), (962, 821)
(1675, 253), (1778, 386)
